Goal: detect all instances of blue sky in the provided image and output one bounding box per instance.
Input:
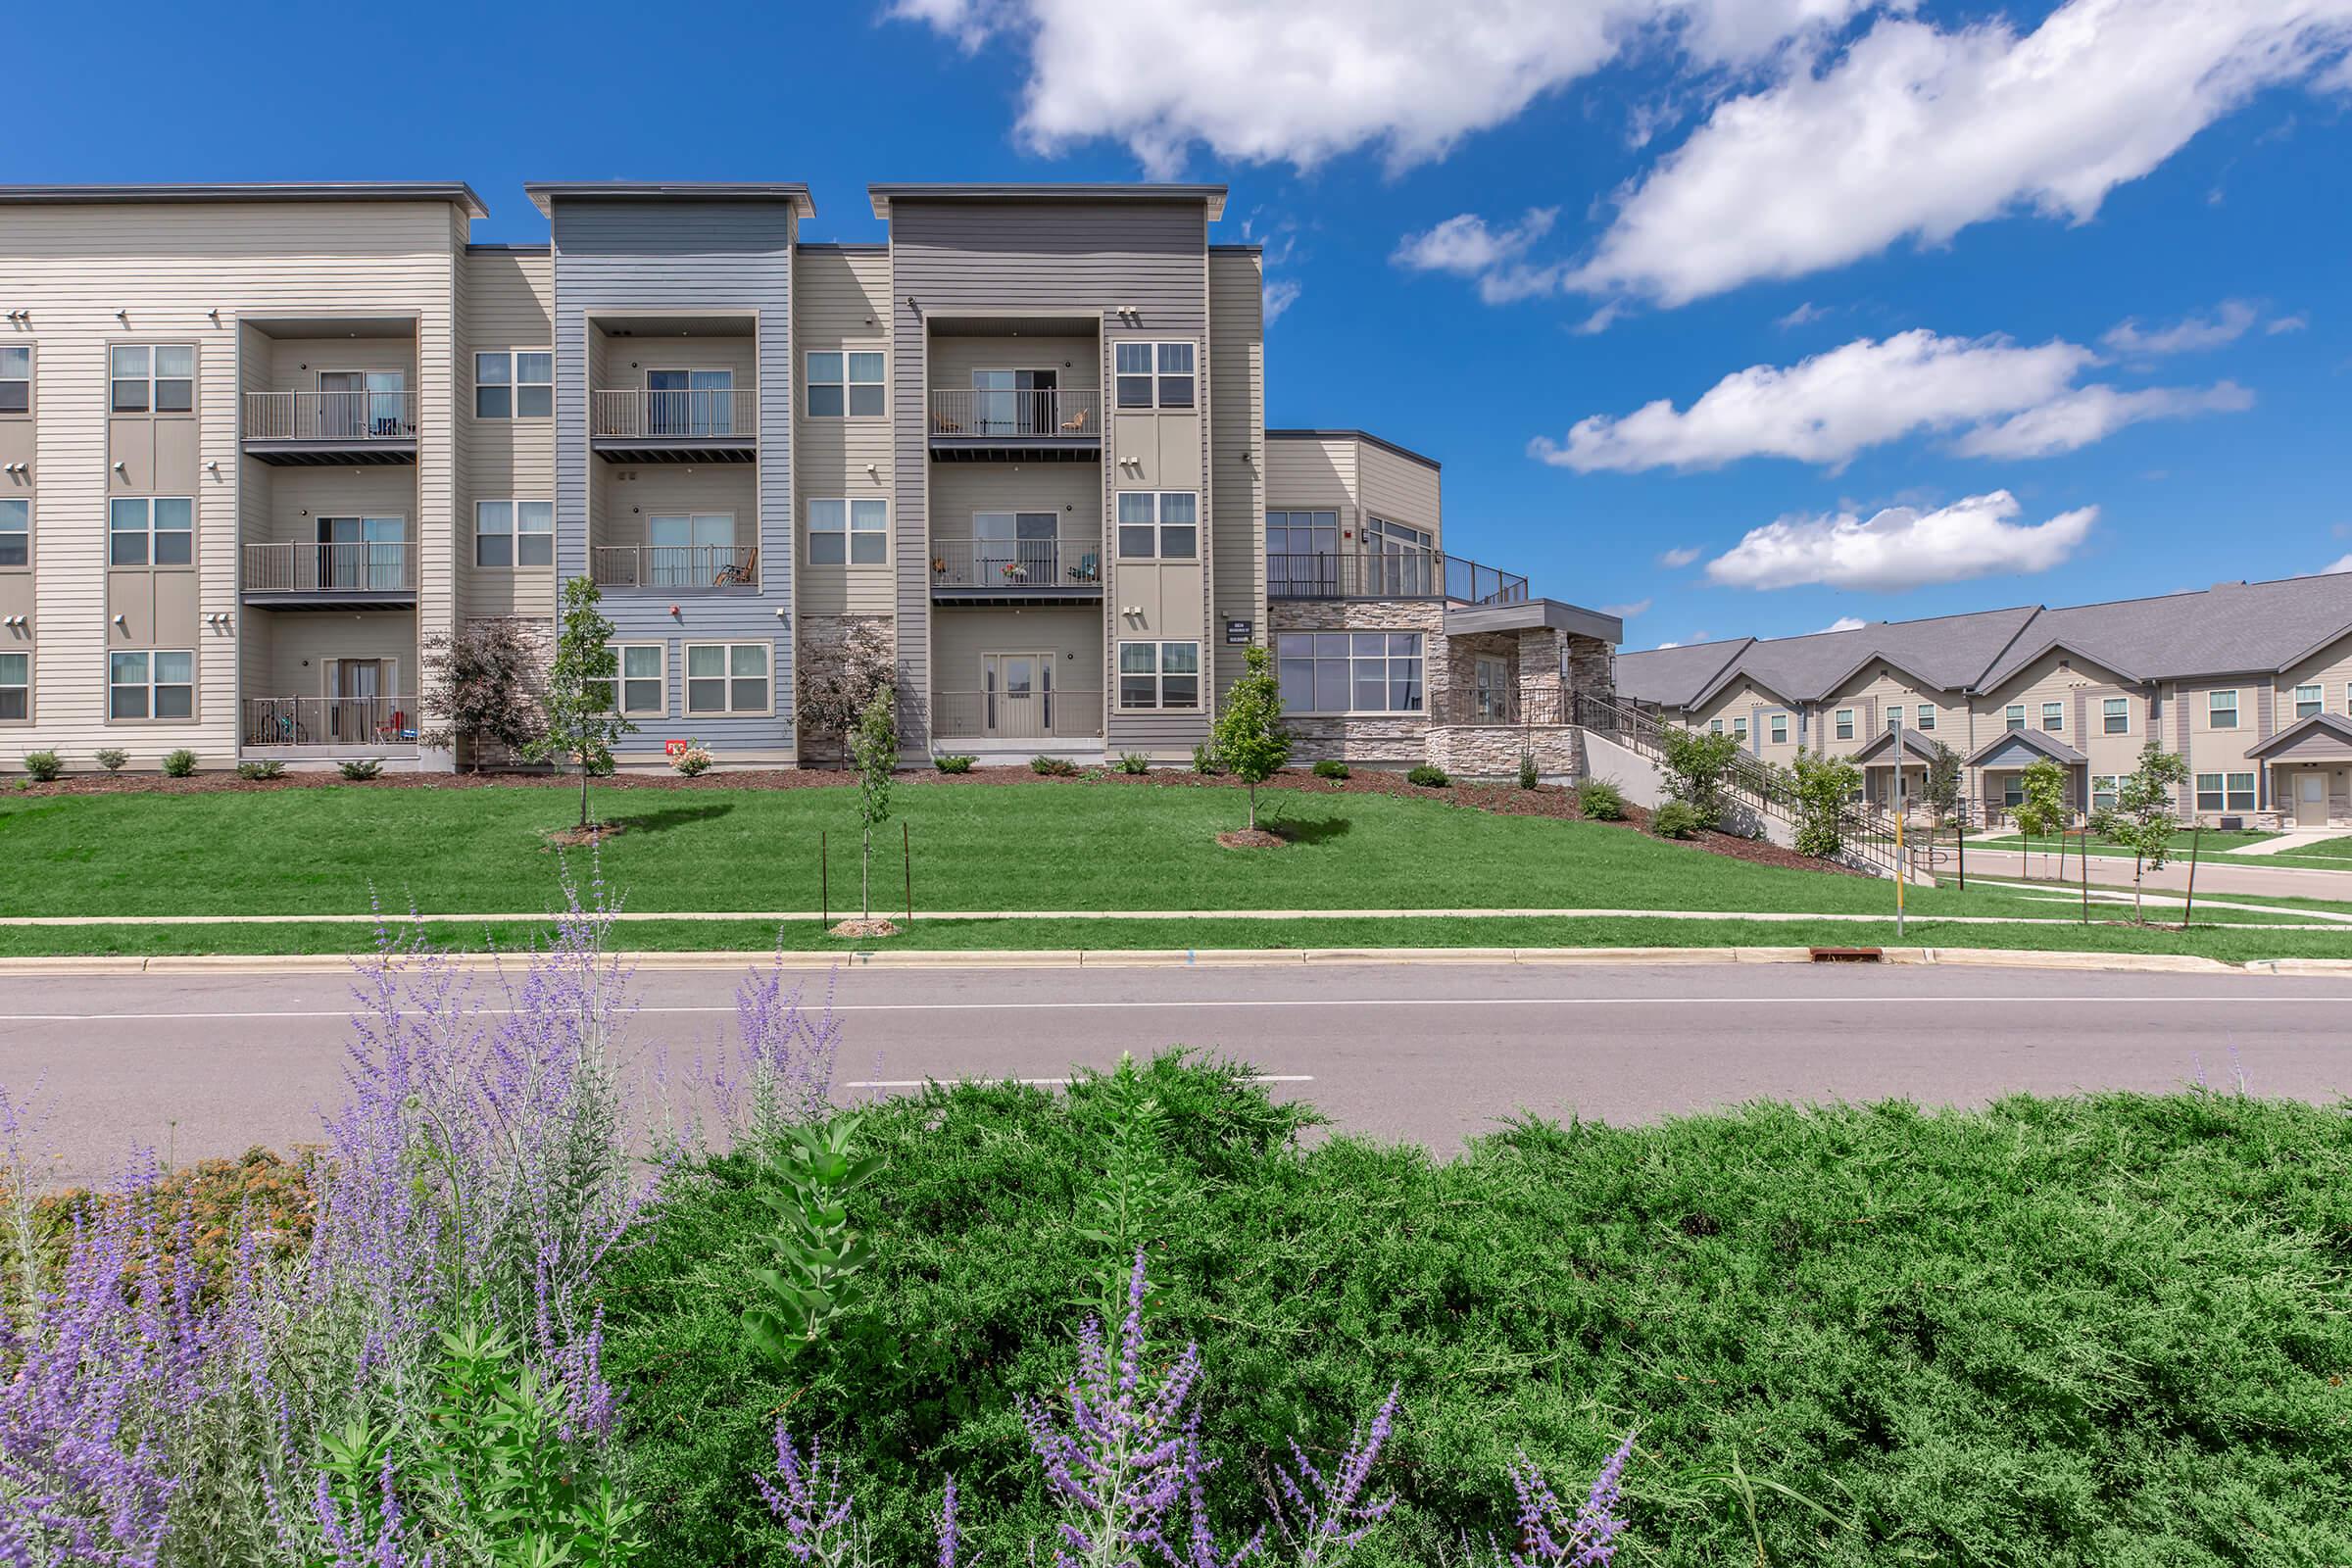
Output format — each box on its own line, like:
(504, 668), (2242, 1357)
(15, 0), (2351, 649)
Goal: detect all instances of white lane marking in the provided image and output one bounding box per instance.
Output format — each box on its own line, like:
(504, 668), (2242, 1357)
(845, 1074), (1316, 1089)
(2, 994), (2347, 1024)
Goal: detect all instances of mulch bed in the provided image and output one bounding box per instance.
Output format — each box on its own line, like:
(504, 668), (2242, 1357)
(10, 760), (1857, 876)
(1215, 828), (1286, 851)
(544, 822), (627, 849)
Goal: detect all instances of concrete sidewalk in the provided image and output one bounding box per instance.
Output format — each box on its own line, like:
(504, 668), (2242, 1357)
(2226, 828), (2352, 857)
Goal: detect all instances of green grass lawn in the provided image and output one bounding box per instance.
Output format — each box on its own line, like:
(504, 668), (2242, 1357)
(1970, 828), (2279, 857)
(1976, 829), (2352, 874)
(605, 1060), (2352, 1566)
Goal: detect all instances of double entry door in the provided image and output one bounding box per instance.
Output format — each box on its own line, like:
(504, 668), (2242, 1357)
(982, 652), (1056, 739)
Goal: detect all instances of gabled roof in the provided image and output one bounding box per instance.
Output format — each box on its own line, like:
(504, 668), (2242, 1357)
(868, 182), (1227, 220)
(2245, 711), (2352, 760)
(526, 181), (813, 219)
(1618, 637), (1754, 708)
(1849, 728), (1946, 765)
(1965, 727), (2087, 767)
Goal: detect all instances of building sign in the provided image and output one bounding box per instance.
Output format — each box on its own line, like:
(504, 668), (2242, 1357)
(1225, 618), (1252, 645)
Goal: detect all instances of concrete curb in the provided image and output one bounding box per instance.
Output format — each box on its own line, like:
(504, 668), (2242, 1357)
(0, 945), (2336, 979)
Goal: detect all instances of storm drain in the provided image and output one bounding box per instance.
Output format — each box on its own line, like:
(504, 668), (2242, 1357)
(1807, 947), (1885, 963)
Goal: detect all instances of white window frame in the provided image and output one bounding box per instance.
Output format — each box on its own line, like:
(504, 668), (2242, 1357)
(2005, 704), (2026, 731)
(1769, 713), (1788, 745)
(683, 641), (771, 716)
(1834, 709), (1854, 741)
(0, 497), (25, 571)
(108, 497), (193, 567)
(0, 650), (26, 724)
(1114, 491), (1199, 560)
(2103, 697), (2129, 735)
(1273, 631), (1423, 715)
(0, 343), (28, 416)
(1732, 715), (1748, 740)
(594, 643), (666, 718)
(2091, 774), (2121, 811)
(1113, 340), (1196, 410)
(805, 350), (886, 419)
(2294, 683), (2323, 720)
(2208, 688), (2239, 729)
(110, 343), (194, 415)
(2041, 701), (2064, 732)
(1116, 640), (1202, 710)
(474, 500), (553, 568)
(107, 649), (194, 723)
(1915, 706), (1936, 732)
(473, 350), (552, 420)
(1709, 719), (1723, 736)
(806, 498), (889, 565)
(1885, 706), (1903, 733)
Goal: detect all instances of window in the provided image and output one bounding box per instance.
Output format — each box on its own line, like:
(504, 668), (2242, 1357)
(1770, 714), (1788, 745)
(472, 351), (552, 419)
(2196, 773), (2223, 811)
(2195, 773), (2257, 811)
(685, 643), (770, 714)
(2005, 704), (2026, 731)
(0, 345), (26, 415)
(2295, 683), (2323, 720)
(1266, 510), (1338, 593)
(2229, 772), (2256, 810)
(593, 645), (665, 717)
(1885, 706), (1903, 732)
(807, 351), (885, 418)
(1274, 632), (1422, 714)
(1117, 640), (1201, 710)
(474, 501), (553, 567)
(2103, 697), (2128, 735)
(108, 650), (193, 720)
(0, 652), (24, 721)
(1834, 709), (1854, 741)
(1732, 716), (1747, 740)
(807, 498), (888, 565)
(1113, 341), (1195, 409)
(1115, 492), (1198, 559)
(2208, 689), (2238, 729)
(1709, 719), (1723, 735)
(2041, 701), (2064, 732)
(108, 497), (192, 566)
(110, 345), (193, 414)
(0, 498), (24, 568)
(2003, 776), (2025, 808)
(1916, 706), (1936, 732)
(2092, 774), (2121, 811)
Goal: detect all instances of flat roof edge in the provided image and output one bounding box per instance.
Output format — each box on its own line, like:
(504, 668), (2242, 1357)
(1265, 428), (1440, 471)
(869, 182), (1228, 220)
(526, 182), (814, 219)
(0, 181), (487, 219)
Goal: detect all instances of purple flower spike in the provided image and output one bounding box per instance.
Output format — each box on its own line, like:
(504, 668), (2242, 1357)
(1269, 1384), (1401, 1566)
(1503, 1434), (1637, 1567)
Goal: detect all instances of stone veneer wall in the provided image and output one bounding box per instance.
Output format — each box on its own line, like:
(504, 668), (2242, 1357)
(1266, 599), (1446, 765)
(1426, 724), (1582, 779)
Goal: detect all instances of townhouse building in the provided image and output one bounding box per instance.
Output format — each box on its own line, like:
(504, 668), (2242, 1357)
(0, 179), (1619, 778)
(1616, 577), (2352, 829)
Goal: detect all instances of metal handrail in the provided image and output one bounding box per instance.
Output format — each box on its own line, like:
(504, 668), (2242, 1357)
(242, 540), (417, 594)
(1434, 684), (1568, 726)
(590, 388), (749, 439)
(244, 695), (414, 749)
(928, 388), (1101, 437)
(244, 391), (417, 442)
(928, 539), (1102, 589)
(1267, 549), (1529, 605)
(590, 544), (759, 589)
(930, 689), (1103, 741)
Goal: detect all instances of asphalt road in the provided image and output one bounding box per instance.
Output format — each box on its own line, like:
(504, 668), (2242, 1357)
(4, 959), (2348, 1187)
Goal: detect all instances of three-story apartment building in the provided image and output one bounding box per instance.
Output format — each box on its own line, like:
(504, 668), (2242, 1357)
(0, 179), (1621, 776)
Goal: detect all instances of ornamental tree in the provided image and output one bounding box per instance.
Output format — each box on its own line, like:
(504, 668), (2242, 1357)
(419, 618), (544, 769)
(2013, 756), (2072, 877)
(849, 684), (898, 919)
(526, 575), (635, 829)
(2089, 744), (2192, 924)
(1924, 741), (1964, 828)
(1211, 643), (1292, 833)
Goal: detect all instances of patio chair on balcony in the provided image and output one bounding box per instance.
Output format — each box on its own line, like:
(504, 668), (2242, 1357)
(1058, 409), (1091, 432)
(713, 548), (759, 587)
(1068, 552), (1099, 584)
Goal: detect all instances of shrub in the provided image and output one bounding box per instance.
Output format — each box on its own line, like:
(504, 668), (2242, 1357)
(236, 759), (285, 782)
(22, 750), (62, 782)
(338, 758), (383, 781)
(1651, 798), (1703, 839)
(1406, 762), (1449, 788)
(1578, 777), (1627, 820)
(1029, 754), (1079, 777)
(670, 739), (713, 777)
(1191, 742), (1225, 775)
(932, 754), (974, 774)
(1518, 747), (1541, 790)
(1659, 725), (1741, 827)
(162, 749), (198, 778)
(1311, 758), (1350, 780)
(1116, 751), (1152, 774)
(1792, 751), (1861, 859)
(94, 748), (128, 772)
(419, 617), (545, 767)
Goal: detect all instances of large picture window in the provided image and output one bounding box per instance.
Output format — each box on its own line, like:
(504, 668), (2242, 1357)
(1116, 641), (1200, 710)
(1113, 341), (1196, 409)
(1115, 492), (1198, 559)
(109, 497), (193, 566)
(685, 642), (770, 714)
(111, 345), (193, 414)
(109, 650), (193, 720)
(1274, 631), (1424, 714)
(808, 498), (888, 564)
(2196, 772), (2256, 811)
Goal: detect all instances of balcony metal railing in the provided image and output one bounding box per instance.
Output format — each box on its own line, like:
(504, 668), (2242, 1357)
(244, 391), (418, 443)
(590, 544), (759, 589)
(1268, 550), (1530, 605)
(591, 389), (749, 439)
(245, 696), (415, 749)
(1434, 684), (1569, 727)
(928, 539), (1102, 590)
(930, 689), (1103, 742)
(243, 540), (418, 595)
(928, 388), (1101, 438)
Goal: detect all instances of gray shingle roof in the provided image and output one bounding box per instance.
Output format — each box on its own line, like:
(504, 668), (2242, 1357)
(1617, 574), (2352, 708)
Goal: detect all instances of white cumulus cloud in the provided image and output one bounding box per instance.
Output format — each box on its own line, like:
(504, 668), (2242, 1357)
(2311, 554), (2352, 576)
(1658, 545), (1704, 567)
(1705, 491), (2097, 592)
(892, 0), (1885, 176)
(1393, 210), (1561, 303)
(1600, 598), (1653, 619)
(2102, 300), (2262, 355)
(1569, 0), (2352, 307)
(1532, 329), (2250, 472)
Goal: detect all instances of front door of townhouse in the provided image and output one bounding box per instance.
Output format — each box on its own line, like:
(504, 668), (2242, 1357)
(2297, 769), (2328, 826)
(983, 652), (1053, 739)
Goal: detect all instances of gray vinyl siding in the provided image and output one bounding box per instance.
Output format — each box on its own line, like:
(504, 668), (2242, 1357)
(548, 198), (797, 760)
(888, 198), (1211, 754)
(792, 248), (895, 621)
(1207, 250), (1264, 697)
(461, 248), (557, 622)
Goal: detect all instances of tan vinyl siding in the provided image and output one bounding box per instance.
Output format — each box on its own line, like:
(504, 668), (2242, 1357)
(793, 249), (895, 623)
(1207, 250), (1264, 696)
(931, 606), (1105, 705)
(461, 248), (555, 621)
(927, 466), (1100, 544)
(252, 611), (418, 700)
(596, 466), (760, 554)
(1355, 443), (1440, 546)
(1263, 434), (1355, 516)
(1, 199), (462, 767)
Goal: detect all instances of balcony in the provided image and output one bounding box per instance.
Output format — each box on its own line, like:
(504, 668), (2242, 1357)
(927, 389), (1101, 462)
(590, 544), (760, 591)
(244, 696), (417, 755)
(1268, 549), (1530, 605)
(242, 541), (418, 607)
(590, 389), (755, 464)
(242, 391), (418, 465)
(929, 539), (1102, 603)
(930, 689), (1102, 742)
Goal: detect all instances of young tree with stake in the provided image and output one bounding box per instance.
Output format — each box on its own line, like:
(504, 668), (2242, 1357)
(1212, 644), (1292, 834)
(2089, 744), (2192, 924)
(527, 576), (635, 830)
(849, 684), (897, 920)
(2013, 757), (2070, 878)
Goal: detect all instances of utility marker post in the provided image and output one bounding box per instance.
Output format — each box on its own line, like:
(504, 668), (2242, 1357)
(1892, 716), (1906, 939)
